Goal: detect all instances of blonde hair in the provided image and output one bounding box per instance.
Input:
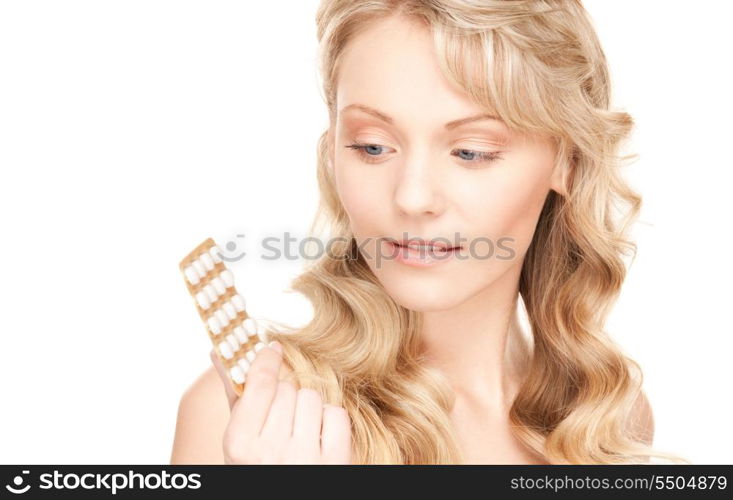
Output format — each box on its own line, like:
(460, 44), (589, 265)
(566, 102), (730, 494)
(263, 0), (690, 464)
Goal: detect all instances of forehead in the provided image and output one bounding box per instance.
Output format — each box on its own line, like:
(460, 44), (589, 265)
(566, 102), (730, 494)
(335, 15), (495, 132)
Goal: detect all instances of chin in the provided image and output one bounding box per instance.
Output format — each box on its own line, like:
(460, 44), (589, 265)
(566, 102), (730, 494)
(380, 279), (469, 312)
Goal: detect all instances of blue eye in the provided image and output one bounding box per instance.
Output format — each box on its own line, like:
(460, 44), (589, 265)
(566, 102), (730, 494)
(452, 149), (504, 164)
(345, 143), (389, 164)
(345, 142), (503, 166)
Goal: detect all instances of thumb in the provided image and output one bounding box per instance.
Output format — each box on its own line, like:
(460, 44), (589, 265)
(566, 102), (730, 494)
(210, 349), (238, 410)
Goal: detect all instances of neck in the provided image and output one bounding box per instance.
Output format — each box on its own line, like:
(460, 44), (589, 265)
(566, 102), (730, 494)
(417, 261), (531, 413)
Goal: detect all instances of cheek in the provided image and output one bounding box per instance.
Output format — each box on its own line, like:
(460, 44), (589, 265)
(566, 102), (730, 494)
(457, 161), (553, 256)
(333, 158), (387, 232)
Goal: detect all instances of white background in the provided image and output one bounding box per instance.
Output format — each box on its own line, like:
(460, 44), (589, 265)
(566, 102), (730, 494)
(1, 0), (730, 464)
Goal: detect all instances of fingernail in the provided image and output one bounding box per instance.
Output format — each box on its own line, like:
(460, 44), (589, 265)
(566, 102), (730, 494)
(268, 341), (283, 354)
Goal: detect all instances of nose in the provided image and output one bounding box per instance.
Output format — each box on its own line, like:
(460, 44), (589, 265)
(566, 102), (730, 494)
(392, 157), (446, 218)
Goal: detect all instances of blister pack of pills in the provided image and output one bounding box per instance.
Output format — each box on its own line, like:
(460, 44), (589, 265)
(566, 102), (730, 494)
(179, 238), (269, 396)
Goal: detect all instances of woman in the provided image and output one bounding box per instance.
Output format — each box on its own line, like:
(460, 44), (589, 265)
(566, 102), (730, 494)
(171, 0), (689, 464)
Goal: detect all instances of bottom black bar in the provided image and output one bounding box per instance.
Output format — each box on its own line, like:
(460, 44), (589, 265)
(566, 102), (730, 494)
(0, 465), (730, 499)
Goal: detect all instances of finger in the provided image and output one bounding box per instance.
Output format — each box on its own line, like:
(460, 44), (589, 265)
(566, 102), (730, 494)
(259, 380), (297, 447)
(210, 349), (237, 409)
(320, 404), (353, 464)
(229, 343), (283, 440)
(290, 388), (323, 461)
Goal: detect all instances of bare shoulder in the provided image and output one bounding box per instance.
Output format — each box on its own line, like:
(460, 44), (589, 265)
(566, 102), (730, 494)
(629, 390), (655, 446)
(169, 353), (296, 464)
(170, 365), (230, 464)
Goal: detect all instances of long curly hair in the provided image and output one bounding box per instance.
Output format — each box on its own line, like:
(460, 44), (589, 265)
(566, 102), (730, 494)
(263, 0), (690, 464)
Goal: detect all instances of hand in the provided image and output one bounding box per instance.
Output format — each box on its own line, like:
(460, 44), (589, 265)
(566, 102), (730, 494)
(210, 342), (353, 464)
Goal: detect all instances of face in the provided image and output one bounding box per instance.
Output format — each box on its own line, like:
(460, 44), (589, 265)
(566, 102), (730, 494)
(329, 15), (566, 312)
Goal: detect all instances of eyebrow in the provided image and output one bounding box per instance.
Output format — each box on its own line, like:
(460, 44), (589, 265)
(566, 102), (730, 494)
(339, 103), (502, 130)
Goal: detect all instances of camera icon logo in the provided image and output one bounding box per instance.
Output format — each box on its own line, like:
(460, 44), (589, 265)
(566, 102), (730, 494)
(5, 470), (31, 494)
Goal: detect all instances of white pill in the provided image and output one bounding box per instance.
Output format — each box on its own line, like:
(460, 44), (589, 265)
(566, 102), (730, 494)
(220, 269), (234, 288)
(209, 245), (223, 263)
(192, 259), (207, 278)
(237, 357), (250, 373)
(230, 365), (246, 384)
(231, 294), (246, 312)
(183, 266), (200, 285)
(201, 254), (215, 272)
(203, 284), (218, 302)
(207, 316), (222, 335)
(222, 301), (237, 319)
(254, 342), (265, 353)
(215, 309), (230, 327)
(245, 350), (256, 363)
(242, 318), (258, 337)
(257, 329), (269, 344)
(218, 341), (234, 359)
(211, 277), (226, 295)
(195, 291), (211, 310)
(226, 333), (240, 351)
(233, 326), (248, 344)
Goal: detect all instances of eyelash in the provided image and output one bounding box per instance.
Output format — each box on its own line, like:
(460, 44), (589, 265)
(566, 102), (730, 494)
(345, 142), (504, 166)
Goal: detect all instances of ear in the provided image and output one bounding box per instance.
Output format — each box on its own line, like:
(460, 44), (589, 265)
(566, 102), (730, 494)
(550, 158), (568, 197)
(550, 143), (578, 197)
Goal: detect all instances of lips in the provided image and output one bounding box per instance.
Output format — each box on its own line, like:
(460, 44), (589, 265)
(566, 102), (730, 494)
(387, 238), (462, 250)
(386, 237), (461, 268)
